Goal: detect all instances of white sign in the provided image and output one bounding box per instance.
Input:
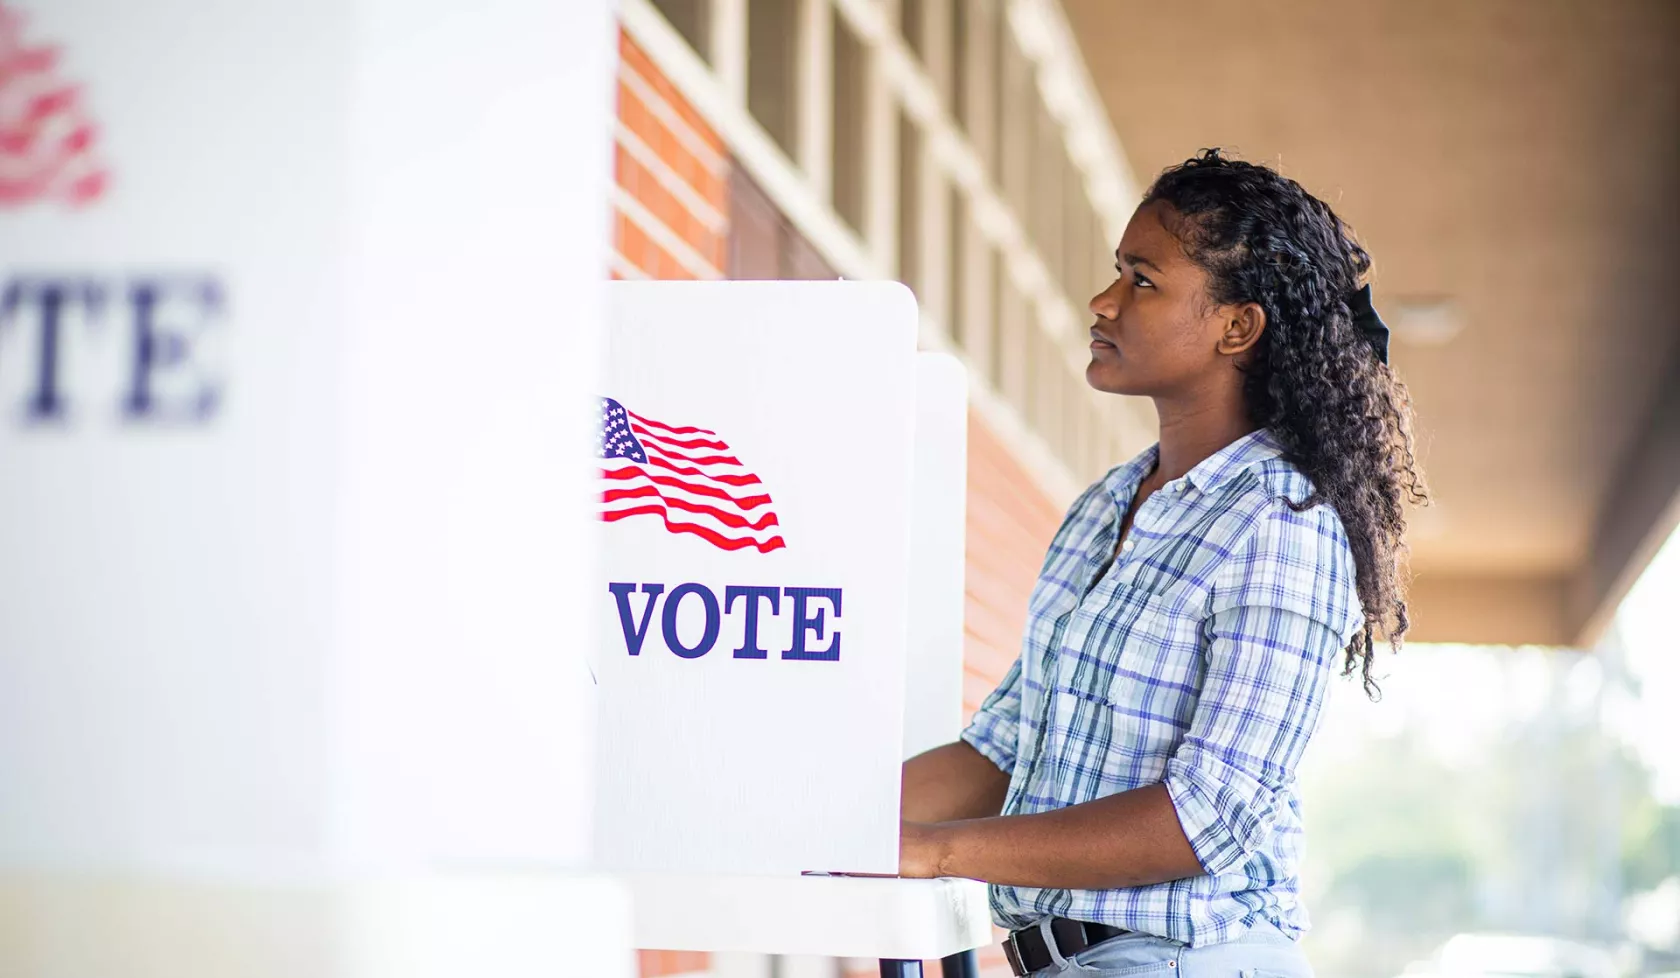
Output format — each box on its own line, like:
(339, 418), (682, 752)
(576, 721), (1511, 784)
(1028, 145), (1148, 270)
(594, 280), (919, 877)
(0, 1), (629, 974)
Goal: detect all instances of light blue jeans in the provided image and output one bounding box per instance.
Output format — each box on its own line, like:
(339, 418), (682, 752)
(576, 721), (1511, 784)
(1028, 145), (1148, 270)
(1028, 919), (1314, 978)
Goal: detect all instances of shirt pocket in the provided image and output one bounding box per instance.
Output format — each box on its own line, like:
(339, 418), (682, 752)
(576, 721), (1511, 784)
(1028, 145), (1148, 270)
(1048, 584), (1206, 791)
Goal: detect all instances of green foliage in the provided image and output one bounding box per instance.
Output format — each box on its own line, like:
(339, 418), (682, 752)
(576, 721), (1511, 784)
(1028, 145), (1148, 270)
(1299, 659), (1679, 978)
(1624, 799), (1680, 893)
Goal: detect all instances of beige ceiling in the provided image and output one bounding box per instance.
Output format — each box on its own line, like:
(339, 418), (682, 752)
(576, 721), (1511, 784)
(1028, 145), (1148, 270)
(1062, 0), (1680, 646)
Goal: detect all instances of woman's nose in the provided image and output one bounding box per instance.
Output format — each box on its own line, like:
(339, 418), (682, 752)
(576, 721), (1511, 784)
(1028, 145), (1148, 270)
(1089, 280), (1122, 321)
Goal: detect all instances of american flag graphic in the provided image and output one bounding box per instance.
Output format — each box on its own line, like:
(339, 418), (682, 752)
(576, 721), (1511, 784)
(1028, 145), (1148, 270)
(597, 396), (787, 553)
(0, 2), (108, 208)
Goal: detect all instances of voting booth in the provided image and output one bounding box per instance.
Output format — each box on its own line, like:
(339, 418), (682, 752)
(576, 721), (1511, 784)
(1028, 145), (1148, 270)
(596, 281), (916, 877)
(596, 282), (990, 971)
(0, 2), (630, 976)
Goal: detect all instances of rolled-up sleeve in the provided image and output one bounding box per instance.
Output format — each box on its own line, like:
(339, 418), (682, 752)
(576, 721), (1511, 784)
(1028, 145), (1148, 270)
(960, 655), (1024, 775)
(1164, 503), (1361, 877)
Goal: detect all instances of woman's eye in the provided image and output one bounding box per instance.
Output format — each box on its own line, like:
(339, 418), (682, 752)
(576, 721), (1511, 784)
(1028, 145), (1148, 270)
(1113, 264), (1154, 289)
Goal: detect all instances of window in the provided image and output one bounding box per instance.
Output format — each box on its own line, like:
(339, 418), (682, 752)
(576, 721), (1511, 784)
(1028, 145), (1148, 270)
(1062, 162), (1090, 302)
(1033, 327), (1060, 442)
(747, 0), (799, 157)
(902, 0), (927, 62)
(1079, 402), (1095, 478)
(1063, 385), (1081, 471)
(781, 227), (839, 280)
(728, 167), (781, 279)
(1091, 210), (1113, 299)
(974, 0), (1000, 174)
(999, 30), (1032, 221)
(1074, 394), (1091, 476)
(651, 0), (711, 63)
(950, 189), (995, 359)
(974, 242), (999, 379)
(1032, 106), (1064, 287)
(927, 168), (950, 321)
(995, 279), (1028, 411)
(948, 185), (966, 345)
(989, 259), (1010, 394)
(1022, 319), (1041, 431)
(951, 0), (969, 132)
(896, 110), (923, 294)
(729, 168), (840, 281)
(1083, 401), (1103, 478)
(831, 13), (869, 234)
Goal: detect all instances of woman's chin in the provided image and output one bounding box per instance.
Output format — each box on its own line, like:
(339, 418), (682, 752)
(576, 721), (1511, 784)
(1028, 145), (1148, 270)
(1085, 357), (1133, 394)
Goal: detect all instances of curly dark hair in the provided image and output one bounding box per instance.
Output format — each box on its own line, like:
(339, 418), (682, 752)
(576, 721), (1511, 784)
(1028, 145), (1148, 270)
(1143, 149), (1428, 697)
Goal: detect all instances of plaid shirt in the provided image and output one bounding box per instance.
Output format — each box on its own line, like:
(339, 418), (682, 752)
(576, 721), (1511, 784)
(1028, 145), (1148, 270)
(961, 428), (1364, 947)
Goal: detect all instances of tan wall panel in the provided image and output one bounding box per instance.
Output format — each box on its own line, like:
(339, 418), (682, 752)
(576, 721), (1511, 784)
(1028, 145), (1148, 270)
(1405, 573), (1572, 648)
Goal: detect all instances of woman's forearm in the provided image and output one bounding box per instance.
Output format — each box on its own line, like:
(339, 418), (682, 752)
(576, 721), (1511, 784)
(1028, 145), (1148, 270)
(900, 741), (1011, 823)
(906, 783), (1205, 890)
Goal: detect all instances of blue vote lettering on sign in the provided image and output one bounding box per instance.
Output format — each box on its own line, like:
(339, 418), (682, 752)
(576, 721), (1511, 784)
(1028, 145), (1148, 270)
(0, 273), (225, 425)
(607, 582), (843, 661)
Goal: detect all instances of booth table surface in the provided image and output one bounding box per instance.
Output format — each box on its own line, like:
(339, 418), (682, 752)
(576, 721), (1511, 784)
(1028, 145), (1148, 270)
(623, 874), (992, 960)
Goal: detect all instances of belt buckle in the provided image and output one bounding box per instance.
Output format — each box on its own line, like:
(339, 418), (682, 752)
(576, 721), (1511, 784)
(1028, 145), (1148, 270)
(1002, 932), (1027, 977)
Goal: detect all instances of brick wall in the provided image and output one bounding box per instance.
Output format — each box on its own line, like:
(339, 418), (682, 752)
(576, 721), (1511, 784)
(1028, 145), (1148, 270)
(962, 415), (1066, 719)
(636, 949), (709, 978)
(610, 27), (1066, 978)
(613, 32), (727, 281)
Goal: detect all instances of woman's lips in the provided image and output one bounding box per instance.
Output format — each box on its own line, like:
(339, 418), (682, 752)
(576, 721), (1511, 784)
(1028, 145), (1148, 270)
(1090, 327), (1117, 352)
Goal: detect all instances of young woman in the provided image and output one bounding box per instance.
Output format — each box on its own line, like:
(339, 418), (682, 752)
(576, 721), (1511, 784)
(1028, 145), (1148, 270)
(897, 150), (1426, 977)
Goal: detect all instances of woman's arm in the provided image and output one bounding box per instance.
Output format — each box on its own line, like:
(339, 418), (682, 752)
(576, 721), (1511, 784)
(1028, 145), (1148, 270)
(900, 597), (1336, 889)
(901, 740), (1011, 823)
(903, 507), (1352, 888)
(900, 783), (1200, 889)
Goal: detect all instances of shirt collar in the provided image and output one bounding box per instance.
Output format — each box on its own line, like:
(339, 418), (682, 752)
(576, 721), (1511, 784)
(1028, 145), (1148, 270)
(1104, 427), (1285, 503)
(1184, 427), (1285, 494)
(1103, 443), (1160, 506)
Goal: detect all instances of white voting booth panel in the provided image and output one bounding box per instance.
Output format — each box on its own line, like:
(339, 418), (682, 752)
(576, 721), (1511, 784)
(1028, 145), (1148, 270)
(625, 874), (992, 961)
(904, 353), (969, 761)
(604, 325), (989, 961)
(0, 2), (628, 976)
(595, 281), (918, 878)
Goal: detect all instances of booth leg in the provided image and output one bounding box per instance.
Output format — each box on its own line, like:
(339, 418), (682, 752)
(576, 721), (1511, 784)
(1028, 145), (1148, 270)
(940, 950), (980, 978)
(880, 961), (924, 978)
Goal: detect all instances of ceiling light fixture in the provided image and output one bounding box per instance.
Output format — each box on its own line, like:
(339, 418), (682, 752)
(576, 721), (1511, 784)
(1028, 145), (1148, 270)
(1390, 296), (1463, 347)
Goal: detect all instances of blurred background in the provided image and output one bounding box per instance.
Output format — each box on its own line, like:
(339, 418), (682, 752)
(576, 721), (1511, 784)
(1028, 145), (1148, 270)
(609, 0), (1680, 976)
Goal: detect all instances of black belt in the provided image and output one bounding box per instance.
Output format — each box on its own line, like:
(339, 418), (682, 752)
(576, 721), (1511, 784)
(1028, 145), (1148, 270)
(1002, 917), (1130, 976)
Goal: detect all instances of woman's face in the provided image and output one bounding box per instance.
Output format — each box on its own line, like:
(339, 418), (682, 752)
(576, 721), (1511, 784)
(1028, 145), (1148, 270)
(1086, 200), (1248, 398)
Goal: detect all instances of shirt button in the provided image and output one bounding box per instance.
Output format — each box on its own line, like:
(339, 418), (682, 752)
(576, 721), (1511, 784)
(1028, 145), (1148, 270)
(1121, 539), (1136, 554)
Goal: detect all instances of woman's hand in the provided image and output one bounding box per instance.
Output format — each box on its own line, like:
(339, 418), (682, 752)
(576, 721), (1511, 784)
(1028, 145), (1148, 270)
(898, 820), (949, 878)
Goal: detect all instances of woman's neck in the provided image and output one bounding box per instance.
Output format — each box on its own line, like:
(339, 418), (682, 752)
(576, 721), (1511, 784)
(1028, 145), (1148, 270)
(1151, 389), (1257, 483)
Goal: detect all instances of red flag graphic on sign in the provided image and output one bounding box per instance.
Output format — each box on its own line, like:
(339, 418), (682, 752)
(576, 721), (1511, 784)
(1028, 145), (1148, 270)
(597, 396), (788, 554)
(0, 2), (108, 208)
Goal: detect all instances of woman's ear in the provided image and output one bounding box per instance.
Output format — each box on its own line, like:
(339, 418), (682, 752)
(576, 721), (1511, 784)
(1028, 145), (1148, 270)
(1217, 302), (1267, 356)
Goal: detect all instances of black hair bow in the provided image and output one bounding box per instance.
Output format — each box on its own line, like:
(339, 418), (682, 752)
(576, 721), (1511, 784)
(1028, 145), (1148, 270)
(1347, 283), (1390, 365)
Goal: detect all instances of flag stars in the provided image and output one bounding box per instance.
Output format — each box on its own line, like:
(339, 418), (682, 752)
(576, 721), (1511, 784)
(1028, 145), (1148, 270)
(596, 395), (650, 463)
